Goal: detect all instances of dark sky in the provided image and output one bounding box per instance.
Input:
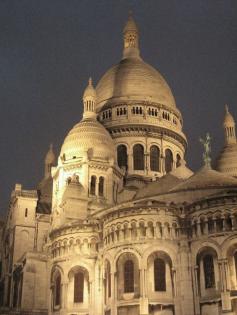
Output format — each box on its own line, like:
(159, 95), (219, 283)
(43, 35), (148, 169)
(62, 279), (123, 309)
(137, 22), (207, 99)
(0, 0), (237, 217)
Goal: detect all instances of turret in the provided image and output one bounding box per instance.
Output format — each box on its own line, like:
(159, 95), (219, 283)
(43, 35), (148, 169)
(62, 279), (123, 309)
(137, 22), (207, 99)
(44, 144), (55, 178)
(215, 105), (237, 177)
(123, 12), (140, 59)
(223, 104), (236, 145)
(83, 77), (97, 119)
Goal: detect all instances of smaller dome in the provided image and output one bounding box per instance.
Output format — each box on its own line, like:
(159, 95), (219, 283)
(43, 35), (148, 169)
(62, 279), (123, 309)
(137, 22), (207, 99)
(170, 160), (193, 180)
(60, 119), (115, 162)
(216, 144), (237, 177)
(45, 144), (55, 164)
(62, 175), (86, 201)
(170, 165), (237, 192)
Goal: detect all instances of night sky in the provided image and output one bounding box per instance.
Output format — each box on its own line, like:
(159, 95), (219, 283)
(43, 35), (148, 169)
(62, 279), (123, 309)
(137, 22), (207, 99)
(0, 0), (237, 217)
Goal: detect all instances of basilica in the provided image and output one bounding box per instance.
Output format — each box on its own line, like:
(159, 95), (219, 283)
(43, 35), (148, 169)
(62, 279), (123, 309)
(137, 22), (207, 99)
(1, 15), (237, 315)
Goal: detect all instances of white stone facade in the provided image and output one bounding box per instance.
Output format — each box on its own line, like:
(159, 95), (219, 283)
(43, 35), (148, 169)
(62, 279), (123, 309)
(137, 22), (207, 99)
(1, 15), (237, 315)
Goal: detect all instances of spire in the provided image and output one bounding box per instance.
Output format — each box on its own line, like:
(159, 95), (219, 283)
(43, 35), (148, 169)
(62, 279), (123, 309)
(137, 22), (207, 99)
(123, 12), (140, 59)
(223, 104), (236, 145)
(83, 77), (97, 119)
(44, 144), (55, 178)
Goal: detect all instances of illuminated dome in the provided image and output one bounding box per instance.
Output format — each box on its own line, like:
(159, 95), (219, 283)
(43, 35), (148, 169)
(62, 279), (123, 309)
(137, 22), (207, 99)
(96, 58), (176, 110)
(60, 119), (115, 162)
(216, 105), (237, 177)
(60, 79), (115, 162)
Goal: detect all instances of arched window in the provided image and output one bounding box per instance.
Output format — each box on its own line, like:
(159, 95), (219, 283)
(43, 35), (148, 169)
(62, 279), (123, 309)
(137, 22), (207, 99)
(90, 176), (96, 195)
(150, 146), (160, 171)
(176, 154), (181, 167)
(165, 149), (173, 173)
(74, 272), (84, 303)
(99, 177), (104, 197)
(55, 273), (61, 307)
(105, 262), (111, 299)
(154, 258), (166, 291)
(133, 144), (144, 170)
(124, 260), (134, 293)
(117, 145), (128, 170)
(203, 255), (215, 288)
(234, 252), (237, 280)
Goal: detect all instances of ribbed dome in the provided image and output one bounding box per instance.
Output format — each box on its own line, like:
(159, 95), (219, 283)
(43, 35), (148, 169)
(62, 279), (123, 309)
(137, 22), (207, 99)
(170, 166), (237, 192)
(60, 119), (115, 162)
(216, 144), (237, 177)
(96, 58), (176, 110)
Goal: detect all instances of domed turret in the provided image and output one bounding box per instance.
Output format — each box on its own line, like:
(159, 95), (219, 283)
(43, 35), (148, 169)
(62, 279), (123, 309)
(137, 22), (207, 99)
(60, 79), (115, 163)
(83, 77), (97, 119)
(123, 12), (140, 59)
(223, 104), (236, 145)
(44, 144), (55, 178)
(216, 105), (237, 177)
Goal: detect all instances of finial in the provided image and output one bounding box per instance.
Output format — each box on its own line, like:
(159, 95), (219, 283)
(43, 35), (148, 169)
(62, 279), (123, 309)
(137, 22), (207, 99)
(50, 143), (53, 150)
(225, 104), (229, 113)
(199, 133), (212, 167)
(88, 77), (92, 86)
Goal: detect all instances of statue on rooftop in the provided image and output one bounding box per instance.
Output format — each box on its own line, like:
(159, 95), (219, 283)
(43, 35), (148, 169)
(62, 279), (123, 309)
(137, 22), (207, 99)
(200, 133), (212, 167)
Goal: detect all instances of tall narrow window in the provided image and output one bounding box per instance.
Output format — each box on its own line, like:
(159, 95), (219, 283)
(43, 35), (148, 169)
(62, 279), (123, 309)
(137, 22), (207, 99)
(133, 144), (144, 170)
(107, 263), (111, 298)
(154, 258), (166, 291)
(203, 255), (215, 288)
(25, 208), (28, 217)
(234, 252), (237, 281)
(165, 149), (173, 173)
(176, 154), (181, 167)
(90, 176), (96, 195)
(74, 272), (84, 303)
(150, 146), (160, 171)
(55, 274), (61, 306)
(99, 177), (104, 197)
(117, 145), (128, 170)
(124, 260), (134, 293)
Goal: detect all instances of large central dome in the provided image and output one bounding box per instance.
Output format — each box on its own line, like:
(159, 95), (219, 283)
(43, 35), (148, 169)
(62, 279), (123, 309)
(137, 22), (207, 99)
(96, 14), (176, 112)
(96, 57), (176, 110)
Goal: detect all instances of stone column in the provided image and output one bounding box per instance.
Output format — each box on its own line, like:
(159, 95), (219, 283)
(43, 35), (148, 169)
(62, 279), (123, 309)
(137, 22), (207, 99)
(220, 259), (232, 312)
(193, 266), (200, 315)
(213, 218), (217, 233)
(204, 219), (208, 234)
(113, 272), (117, 315)
(63, 281), (68, 310)
(139, 268), (149, 315)
(177, 239), (195, 315)
(222, 215), (226, 232)
(196, 220), (202, 237)
(230, 215), (235, 230)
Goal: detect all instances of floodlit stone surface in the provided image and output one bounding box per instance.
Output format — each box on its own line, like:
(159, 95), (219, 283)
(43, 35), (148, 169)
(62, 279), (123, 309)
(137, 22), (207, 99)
(0, 15), (237, 315)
